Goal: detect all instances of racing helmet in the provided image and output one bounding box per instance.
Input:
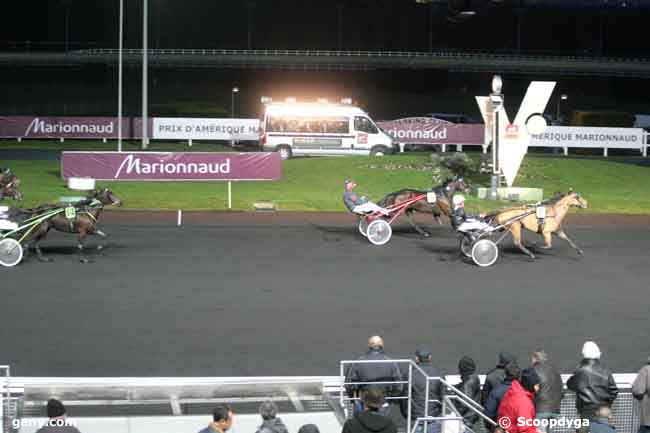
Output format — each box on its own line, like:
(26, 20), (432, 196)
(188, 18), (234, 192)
(452, 195), (465, 206)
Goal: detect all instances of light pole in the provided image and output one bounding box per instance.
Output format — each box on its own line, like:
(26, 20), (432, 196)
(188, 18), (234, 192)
(142, 0), (149, 150)
(556, 94), (568, 125)
(117, 0), (124, 152)
(231, 87), (239, 146)
(489, 75), (503, 200)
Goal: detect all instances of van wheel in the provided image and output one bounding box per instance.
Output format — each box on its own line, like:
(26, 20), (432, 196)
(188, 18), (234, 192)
(278, 145), (292, 160)
(370, 146), (389, 157)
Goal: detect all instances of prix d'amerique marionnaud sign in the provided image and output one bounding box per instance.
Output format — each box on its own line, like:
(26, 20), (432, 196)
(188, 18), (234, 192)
(476, 81), (556, 187)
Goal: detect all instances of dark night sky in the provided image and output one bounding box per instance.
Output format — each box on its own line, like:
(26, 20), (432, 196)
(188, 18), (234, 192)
(2, 1), (650, 54)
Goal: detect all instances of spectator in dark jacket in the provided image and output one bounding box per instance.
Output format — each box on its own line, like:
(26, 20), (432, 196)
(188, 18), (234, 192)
(35, 399), (82, 433)
(632, 356), (650, 433)
(255, 401), (289, 433)
(531, 349), (564, 433)
(483, 351), (518, 405)
(567, 341), (618, 423)
(497, 368), (541, 433)
(484, 362), (521, 428)
(342, 388), (398, 433)
(298, 425), (320, 433)
(589, 406), (616, 433)
(455, 356), (481, 428)
(401, 347), (444, 433)
(345, 336), (402, 415)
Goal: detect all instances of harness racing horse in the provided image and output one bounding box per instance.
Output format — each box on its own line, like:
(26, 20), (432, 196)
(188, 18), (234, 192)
(493, 191), (588, 259)
(377, 177), (471, 237)
(23, 188), (122, 263)
(0, 168), (23, 201)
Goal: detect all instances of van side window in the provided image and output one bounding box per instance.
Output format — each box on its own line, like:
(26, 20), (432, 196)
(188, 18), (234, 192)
(354, 117), (378, 134)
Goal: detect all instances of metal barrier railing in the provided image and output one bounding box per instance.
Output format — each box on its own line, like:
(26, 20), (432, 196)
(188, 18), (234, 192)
(340, 359), (496, 433)
(1, 365), (10, 433)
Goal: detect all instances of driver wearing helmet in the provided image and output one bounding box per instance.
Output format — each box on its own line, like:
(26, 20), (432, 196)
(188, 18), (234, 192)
(343, 179), (390, 216)
(451, 194), (489, 232)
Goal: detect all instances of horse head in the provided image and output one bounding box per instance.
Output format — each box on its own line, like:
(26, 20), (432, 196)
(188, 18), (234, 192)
(0, 174), (23, 201)
(91, 188), (122, 207)
(565, 191), (588, 209)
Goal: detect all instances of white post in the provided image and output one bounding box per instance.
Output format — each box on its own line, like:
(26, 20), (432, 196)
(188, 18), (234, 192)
(188, 138), (192, 147)
(399, 142), (405, 153)
(228, 181), (232, 209)
(177, 209), (182, 226)
(644, 145), (647, 158)
(17, 137), (21, 143)
(103, 138), (107, 143)
(457, 144), (463, 152)
(482, 145), (487, 154)
(563, 147), (568, 156)
(60, 137), (64, 143)
(604, 147), (608, 157)
(118, 0), (124, 152)
(441, 144), (446, 153)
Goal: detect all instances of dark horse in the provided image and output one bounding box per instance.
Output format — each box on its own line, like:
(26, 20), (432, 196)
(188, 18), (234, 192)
(0, 168), (23, 201)
(21, 188), (122, 263)
(377, 177), (471, 237)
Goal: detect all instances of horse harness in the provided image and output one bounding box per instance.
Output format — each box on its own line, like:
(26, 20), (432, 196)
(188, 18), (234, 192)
(64, 199), (103, 231)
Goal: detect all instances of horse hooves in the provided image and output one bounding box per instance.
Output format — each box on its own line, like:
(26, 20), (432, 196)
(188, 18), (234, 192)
(528, 254), (536, 260)
(38, 257), (53, 263)
(423, 232), (431, 238)
(79, 257), (93, 264)
(97, 245), (104, 251)
(577, 249), (584, 255)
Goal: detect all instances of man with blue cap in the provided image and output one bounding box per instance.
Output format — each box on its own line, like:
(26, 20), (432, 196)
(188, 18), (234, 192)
(343, 179), (390, 216)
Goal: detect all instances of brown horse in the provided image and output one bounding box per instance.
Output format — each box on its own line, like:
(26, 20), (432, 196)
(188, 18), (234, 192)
(493, 191), (588, 259)
(0, 168), (23, 201)
(23, 188), (122, 263)
(377, 177), (471, 237)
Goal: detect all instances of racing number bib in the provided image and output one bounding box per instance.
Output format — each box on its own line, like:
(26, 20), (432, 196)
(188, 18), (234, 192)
(65, 206), (77, 220)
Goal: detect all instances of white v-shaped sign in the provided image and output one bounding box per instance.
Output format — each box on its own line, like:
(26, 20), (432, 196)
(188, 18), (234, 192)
(476, 81), (556, 187)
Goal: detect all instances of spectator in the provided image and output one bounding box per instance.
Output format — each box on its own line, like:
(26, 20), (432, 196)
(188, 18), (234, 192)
(567, 341), (618, 424)
(454, 356), (481, 428)
(342, 388), (397, 433)
(483, 351), (518, 404)
(298, 424), (321, 433)
(497, 367), (541, 433)
(197, 404), (234, 433)
(531, 349), (563, 432)
(35, 399), (82, 433)
(632, 356), (650, 433)
(588, 406), (616, 433)
(401, 347), (444, 433)
(345, 335), (402, 415)
(255, 401), (289, 433)
(484, 362), (521, 428)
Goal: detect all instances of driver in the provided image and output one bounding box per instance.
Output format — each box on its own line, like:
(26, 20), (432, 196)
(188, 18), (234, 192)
(342, 179), (390, 216)
(451, 194), (489, 232)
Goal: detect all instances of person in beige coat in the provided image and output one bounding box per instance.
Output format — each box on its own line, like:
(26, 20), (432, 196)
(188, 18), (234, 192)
(632, 357), (650, 433)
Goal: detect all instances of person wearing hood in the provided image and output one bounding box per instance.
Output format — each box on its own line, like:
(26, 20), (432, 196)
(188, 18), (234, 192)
(631, 355), (650, 433)
(342, 388), (397, 433)
(497, 367), (541, 433)
(255, 401), (289, 433)
(400, 347), (444, 433)
(345, 336), (402, 415)
(484, 362), (521, 429)
(483, 351), (518, 404)
(567, 341), (618, 425)
(455, 356), (481, 428)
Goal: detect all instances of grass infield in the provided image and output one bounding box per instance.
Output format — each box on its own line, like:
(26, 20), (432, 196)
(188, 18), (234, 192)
(1, 142), (649, 214)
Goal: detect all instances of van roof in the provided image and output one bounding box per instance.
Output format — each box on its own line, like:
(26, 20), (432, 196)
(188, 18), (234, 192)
(264, 102), (367, 117)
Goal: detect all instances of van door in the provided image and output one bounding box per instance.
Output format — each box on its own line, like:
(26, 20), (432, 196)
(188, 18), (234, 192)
(353, 116), (380, 150)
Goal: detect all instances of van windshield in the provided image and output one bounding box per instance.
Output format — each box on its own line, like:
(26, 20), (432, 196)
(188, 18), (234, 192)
(266, 116), (349, 134)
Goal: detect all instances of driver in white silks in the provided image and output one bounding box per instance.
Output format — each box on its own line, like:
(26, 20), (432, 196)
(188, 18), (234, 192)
(342, 179), (391, 216)
(450, 194), (490, 232)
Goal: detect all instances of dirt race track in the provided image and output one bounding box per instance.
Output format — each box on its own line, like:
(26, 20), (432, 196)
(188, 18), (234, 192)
(1, 211), (649, 377)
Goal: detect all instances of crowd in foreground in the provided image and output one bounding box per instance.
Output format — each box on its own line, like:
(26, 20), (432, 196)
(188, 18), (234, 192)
(29, 336), (650, 433)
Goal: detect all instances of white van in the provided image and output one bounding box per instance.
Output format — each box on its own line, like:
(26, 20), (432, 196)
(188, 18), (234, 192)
(260, 102), (395, 159)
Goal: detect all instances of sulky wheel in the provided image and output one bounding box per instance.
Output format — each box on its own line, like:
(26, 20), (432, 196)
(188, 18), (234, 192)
(471, 238), (499, 267)
(459, 234), (474, 258)
(366, 219), (392, 246)
(358, 218), (369, 237)
(0, 238), (23, 267)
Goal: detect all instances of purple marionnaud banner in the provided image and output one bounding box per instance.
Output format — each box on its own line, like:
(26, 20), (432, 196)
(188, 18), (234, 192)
(61, 152), (282, 181)
(0, 116), (152, 139)
(377, 117), (484, 145)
